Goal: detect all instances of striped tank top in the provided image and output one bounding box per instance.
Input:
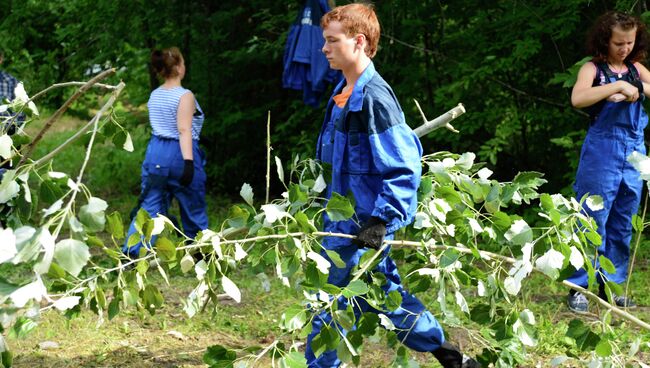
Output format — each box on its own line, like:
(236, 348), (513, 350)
(147, 86), (205, 140)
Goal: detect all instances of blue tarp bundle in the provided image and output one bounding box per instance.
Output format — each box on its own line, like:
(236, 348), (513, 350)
(282, 0), (341, 107)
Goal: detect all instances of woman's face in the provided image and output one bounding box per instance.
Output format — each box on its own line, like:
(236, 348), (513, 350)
(608, 25), (637, 63)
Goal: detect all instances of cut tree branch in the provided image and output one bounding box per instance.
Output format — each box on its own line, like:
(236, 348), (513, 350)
(32, 81), (126, 168)
(17, 69), (116, 166)
(175, 231), (650, 331)
(413, 101), (465, 136)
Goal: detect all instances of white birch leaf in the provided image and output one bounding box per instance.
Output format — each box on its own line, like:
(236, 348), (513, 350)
(221, 275), (241, 303)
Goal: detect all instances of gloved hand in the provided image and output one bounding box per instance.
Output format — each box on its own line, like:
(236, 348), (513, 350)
(432, 341), (481, 368)
(179, 159), (194, 187)
(353, 216), (386, 249)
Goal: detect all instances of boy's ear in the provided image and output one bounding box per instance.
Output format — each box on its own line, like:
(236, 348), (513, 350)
(355, 34), (367, 50)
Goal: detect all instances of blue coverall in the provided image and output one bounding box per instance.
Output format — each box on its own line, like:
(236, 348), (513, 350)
(568, 63), (648, 287)
(122, 90), (208, 258)
(282, 0), (340, 107)
(306, 62), (445, 367)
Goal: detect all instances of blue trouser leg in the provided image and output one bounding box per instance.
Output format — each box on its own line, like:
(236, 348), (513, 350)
(122, 164), (171, 258)
(172, 157), (209, 238)
(603, 178), (641, 283)
(568, 130), (644, 288)
(122, 136), (208, 257)
(305, 239), (445, 367)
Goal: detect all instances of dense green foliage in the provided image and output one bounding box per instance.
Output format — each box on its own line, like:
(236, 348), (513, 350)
(1, 0), (648, 196)
(2, 2), (650, 366)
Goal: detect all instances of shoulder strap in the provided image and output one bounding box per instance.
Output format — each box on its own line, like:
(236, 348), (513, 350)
(596, 62), (617, 83)
(625, 60), (640, 81)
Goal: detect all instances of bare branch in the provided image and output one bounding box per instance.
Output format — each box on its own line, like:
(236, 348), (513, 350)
(29, 81), (118, 102)
(17, 69), (116, 166)
(413, 101), (465, 137)
(32, 81), (126, 168)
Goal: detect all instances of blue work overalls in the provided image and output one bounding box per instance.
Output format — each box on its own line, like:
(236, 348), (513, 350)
(122, 89), (208, 258)
(568, 62), (647, 287)
(306, 63), (445, 367)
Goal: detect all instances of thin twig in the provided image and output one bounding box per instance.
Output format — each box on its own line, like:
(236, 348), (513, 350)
(266, 111), (271, 204)
(625, 191), (648, 303)
(382, 33), (440, 56)
(29, 81), (118, 102)
(488, 76), (583, 113)
(49, 82), (125, 240)
(17, 69), (116, 166)
(32, 82), (125, 167)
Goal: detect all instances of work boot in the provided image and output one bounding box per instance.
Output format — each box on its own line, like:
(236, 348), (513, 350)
(598, 285), (636, 308)
(432, 341), (481, 368)
(567, 290), (589, 314)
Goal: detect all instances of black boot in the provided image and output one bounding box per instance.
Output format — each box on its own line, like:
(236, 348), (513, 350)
(432, 342), (481, 368)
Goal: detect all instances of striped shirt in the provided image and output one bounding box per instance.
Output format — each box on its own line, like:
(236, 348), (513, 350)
(147, 86), (204, 140)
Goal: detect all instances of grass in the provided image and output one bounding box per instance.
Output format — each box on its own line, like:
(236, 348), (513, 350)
(6, 109), (650, 367)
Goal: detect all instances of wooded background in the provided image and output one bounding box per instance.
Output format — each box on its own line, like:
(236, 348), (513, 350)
(0, 0), (647, 197)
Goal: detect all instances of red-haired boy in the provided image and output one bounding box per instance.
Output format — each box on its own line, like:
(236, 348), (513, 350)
(309, 3), (480, 368)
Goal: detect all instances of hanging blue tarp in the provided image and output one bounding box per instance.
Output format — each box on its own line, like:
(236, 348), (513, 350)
(282, 0), (341, 107)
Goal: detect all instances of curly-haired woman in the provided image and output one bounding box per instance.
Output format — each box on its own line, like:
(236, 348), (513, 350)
(568, 11), (650, 313)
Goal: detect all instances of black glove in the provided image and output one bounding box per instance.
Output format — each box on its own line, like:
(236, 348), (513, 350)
(179, 159), (194, 187)
(353, 216), (386, 249)
(432, 341), (481, 368)
(631, 79), (645, 101)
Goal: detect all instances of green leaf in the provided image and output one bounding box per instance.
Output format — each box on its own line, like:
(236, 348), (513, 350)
(226, 205), (250, 228)
(1, 350), (13, 368)
(239, 183), (254, 207)
(566, 319), (601, 351)
(282, 305), (307, 331)
(632, 214), (643, 232)
(295, 212), (317, 234)
(333, 309), (355, 332)
(513, 171), (546, 187)
(53, 239), (90, 277)
(8, 316), (37, 339)
(595, 339), (612, 357)
(385, 290), (402, 311)
(439, 248), (460, 268)
(142, 284), (164, 314)
(106, 211), (124, 240)
(539, 193), (555, 211)
(357, 312), (379, 336)
(279, 351), (307, 368)
(203, 345), (236, 367)
(289, 184), (308, 207)
(112, 130), (127, 148)
(324, 249), (346, 269)
(342, 280), (368, 298)
(78, 197), (108, 232)
(47, 262), (66, 280)
(585, 230), (602, 246)
(326, 192), (355, 221)
(155, 237), (176, 262)
(134, 208), (150, 234)
(108, 297), (120, 320)
(599, 255), (616, 274)
(504, 219), (532, 245)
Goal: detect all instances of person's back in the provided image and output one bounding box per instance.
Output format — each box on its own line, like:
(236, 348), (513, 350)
(122, 47), (208, 259)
